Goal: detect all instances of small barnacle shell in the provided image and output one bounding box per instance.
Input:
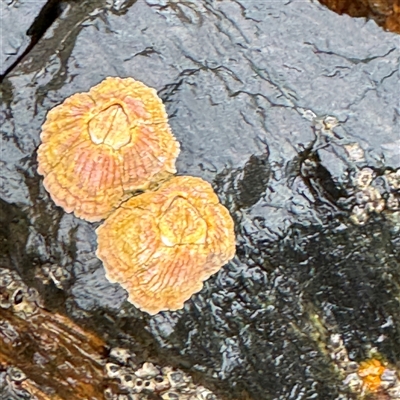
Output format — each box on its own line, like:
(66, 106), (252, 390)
(354, 168), (375, 190)
(134, 362), (160, 379)
(350, 205), (369, 226)
(0, 270), (13, 288)
(127, 394), (141, 400)
(132, 378), (144, 393)
(7, 367), (26, 382)
(380, 368), (397, 390)
(385, 169), (400, 190)
(344, 143), (365, 162)
(142, 379), (156, 391)
(96, 176), (236, 315)
(191, 388), (217, 400)
(105, 363), (121, 379)
(167, 369), (190, 389)
(109, 347), (132, 366)
(345, 361), (359, 373)
(154, 375), (171, 392)
(342, 372), (363, 392)
(0, 289), (11, 309)
(388, 386), (400, 398)
(162, 391), (180, 400)
(103, 387), (115, 400)
(0, 320), (19, 343)
(322, 115), (339, 130)
(119, 373), (137, 389)
(386, 193), (399, 210)
(37, 77), (180, 222)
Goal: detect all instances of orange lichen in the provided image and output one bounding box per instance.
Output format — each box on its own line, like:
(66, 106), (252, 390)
(37, 77), (180, 222)
(96, 176), (236, 315)
(358, 358), (386, 392)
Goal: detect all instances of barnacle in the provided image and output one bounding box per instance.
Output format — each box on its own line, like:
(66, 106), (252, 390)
(103, 352), (218, 399)
(96, 176), (236, 314)
(37, 77), (180, 222)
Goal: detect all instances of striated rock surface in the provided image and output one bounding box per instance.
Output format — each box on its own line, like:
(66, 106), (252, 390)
(37, 76), (179, 222)
(0, 0), (399, 399)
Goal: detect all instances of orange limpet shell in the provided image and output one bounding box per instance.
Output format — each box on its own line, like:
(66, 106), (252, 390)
(96, 176), (236, 315)
(37, 77), (180, 222)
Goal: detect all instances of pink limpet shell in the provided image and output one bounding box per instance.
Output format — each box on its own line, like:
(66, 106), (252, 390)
(37, 77), (180, 222)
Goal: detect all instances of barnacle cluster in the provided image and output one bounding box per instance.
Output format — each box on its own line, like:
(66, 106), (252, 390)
(327, 334), (400, 398)
(350, 168), (400, 225)
(302, 112), (399, 228)
(0, 267), (109, 399)
(327, 333), (364, 393)
(36, 77), (236, 314)
(104, 347), (219, 400)
(0, 271), (221, 399)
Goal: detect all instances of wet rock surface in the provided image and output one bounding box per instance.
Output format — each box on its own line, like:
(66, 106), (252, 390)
(1, 1), (399, 399)
(0, 0), (68, 78)
(0, 0), (47, 76)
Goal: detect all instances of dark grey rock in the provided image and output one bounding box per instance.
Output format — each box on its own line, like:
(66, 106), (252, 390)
(1, 0), (399, 399)
(0, 0), (47, 76)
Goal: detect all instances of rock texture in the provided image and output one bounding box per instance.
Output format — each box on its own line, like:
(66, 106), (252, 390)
(0, 0), (399, 399)
(0, 0), (48, 76)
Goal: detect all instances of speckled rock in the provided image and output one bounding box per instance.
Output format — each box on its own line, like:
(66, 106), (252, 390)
(104, 348), (220, 400)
